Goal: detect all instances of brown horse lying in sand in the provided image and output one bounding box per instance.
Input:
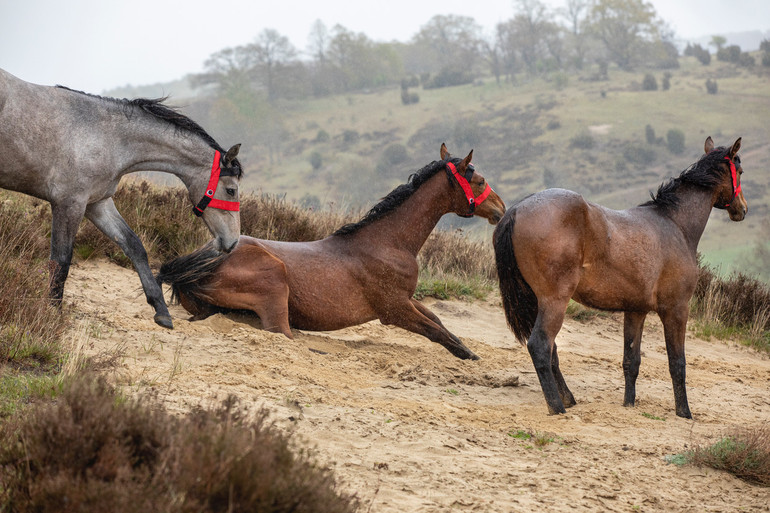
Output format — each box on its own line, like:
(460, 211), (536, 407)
(493, 137), (747, 418)
(158, 144), (506, 360)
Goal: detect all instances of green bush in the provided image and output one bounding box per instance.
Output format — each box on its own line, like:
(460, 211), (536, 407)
(309, 151), (323, 170)
(569, 131), (595, 150)
(642, 73), (658, 91)
(666, 129), (686, 154)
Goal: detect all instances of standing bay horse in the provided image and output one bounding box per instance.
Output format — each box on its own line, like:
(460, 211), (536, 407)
(494, 137), (747, 418)
(0, 68), (243, 329)
(158, 144), (506, 360)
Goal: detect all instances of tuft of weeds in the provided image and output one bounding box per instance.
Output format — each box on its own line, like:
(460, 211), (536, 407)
(666, 425), (770, 487)
(0, 375), (360, 513)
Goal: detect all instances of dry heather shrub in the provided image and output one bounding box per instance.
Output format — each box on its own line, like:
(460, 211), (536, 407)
(689, 425), (770, 487)
(0, 197), (68, 366)
(419, 230), (496, 281)
(239, 193), (354, 242)
(693, 263), (770, 346)
(0, 376), (359, 513)
(75, 180), (210, 265)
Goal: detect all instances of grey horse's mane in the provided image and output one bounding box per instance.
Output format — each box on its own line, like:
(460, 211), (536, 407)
(56, 85), (222, 152)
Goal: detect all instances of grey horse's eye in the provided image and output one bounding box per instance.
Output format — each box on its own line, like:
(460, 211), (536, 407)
(226, 188), (236, 197)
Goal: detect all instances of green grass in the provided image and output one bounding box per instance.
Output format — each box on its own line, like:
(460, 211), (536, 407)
(0, 372), (62, 418)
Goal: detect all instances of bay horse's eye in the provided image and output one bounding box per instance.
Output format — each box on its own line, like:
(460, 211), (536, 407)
(226, 188), (236, 197)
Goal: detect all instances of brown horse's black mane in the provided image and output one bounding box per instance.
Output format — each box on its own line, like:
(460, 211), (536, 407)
(55, 85), (225, 155)
(332, 158), (460, 236)
(641, 146), (734, 211)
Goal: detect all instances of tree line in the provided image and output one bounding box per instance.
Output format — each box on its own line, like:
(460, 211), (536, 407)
(192, 0), (691, 104)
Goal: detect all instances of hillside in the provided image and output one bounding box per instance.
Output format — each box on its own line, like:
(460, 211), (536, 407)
(127, 56), (770, 275)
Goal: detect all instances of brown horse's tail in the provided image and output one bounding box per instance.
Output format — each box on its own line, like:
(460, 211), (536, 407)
(493, 208), (538, 345)
(156, 242), (228, 311)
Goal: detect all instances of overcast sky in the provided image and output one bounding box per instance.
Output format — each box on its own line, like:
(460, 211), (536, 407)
(0, 0), (767, 93)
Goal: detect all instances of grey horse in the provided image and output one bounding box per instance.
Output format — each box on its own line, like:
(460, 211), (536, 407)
(0, 68), (242, 329)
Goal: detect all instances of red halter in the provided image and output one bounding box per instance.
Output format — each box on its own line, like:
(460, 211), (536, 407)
(445, 161), (492, 217)
(193, 150), (240, 217)
(724, 156), (741, 207)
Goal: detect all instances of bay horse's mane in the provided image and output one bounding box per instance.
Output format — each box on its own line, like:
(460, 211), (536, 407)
(641, 145), (734, 211)
(55, 85), (224, 154)
(332, 157), (460, 236)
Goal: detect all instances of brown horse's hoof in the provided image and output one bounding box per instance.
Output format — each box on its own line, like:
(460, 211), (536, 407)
(154, 314), (174, 329)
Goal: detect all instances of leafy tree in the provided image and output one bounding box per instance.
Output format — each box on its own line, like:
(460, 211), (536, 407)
(327, 25), (403, 91)
(409, 15), (484, 75)
(586, 0), (661, 71)
(710, 35), (727, 52)
(560, 0), (591, 69)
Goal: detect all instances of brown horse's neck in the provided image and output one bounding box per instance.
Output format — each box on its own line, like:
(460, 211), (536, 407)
(344, 171), (453, 255)
(664, 184), (717, 253)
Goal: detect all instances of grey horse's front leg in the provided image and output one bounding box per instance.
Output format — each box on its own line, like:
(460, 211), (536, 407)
(85, 198), (173, 329)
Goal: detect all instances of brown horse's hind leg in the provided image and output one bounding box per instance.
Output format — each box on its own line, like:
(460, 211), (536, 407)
(622, 311), (646, 408)
(551, 343), (576, 407)
(383, 300), (478, 360)
(528, 298), (571, 414)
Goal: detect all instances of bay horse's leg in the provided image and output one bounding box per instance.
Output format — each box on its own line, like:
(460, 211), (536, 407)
(658, 306), (692, 419)
(622, 311), (647, 408)
(383, 300), (478, 360)
(48, 202), (86, 304)
(85, 198), (172, 329)
(528, 298), (570, 414)
(551, 342), (576, 407)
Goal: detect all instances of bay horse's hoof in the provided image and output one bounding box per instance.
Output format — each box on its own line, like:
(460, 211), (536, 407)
(154, 314), (174, 329)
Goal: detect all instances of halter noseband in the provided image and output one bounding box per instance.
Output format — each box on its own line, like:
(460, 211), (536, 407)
(714, 154), (741, 209)
(445, 161), (492, 218)
(193, 150), (240, 217)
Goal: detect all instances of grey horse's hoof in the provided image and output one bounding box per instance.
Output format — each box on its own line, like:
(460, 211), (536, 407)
(154, 314), (174, 329)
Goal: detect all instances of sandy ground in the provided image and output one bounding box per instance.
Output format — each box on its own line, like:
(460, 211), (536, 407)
(65, 258), (770, 512)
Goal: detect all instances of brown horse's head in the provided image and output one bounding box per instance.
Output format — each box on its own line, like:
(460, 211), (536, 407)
(440, 143), (506, 224)
(705, 136), (747, 221)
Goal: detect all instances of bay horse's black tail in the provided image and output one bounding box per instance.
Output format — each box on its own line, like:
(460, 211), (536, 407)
(156, 242), (228, 311)
(493, 208), (538, 345)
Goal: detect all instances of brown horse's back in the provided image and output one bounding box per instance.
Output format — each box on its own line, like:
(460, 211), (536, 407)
(506, 188), (686, 313)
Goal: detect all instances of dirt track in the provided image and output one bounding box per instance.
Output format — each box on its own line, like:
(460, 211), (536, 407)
(67, 259), (770, 512)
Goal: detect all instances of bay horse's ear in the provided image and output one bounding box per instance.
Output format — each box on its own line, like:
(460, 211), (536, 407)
(729, 137), (742, 159)
(440, 142), (450, 161)
(704, 136), (714, 154)
(460, 149), (474, 171)
(224, 143), (241, 164)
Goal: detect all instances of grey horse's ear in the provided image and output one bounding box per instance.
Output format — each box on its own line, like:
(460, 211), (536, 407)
(224, 144), (241, 164)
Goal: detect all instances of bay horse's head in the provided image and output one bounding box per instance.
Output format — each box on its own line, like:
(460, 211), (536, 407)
(440, 143), (506, 224)
(706, 136), (747, 222)
(192, 144), (243, 252)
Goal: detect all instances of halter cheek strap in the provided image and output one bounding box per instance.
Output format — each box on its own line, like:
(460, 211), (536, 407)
(446, 161), (492, 217)
(193, 150), (240, 217)
(724, 156), (741, 207)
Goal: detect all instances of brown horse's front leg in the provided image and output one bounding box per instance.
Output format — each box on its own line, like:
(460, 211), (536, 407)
(659, 306), (692, 419)
(383, 300), (479, 360)
(622, 311), (647, 408)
